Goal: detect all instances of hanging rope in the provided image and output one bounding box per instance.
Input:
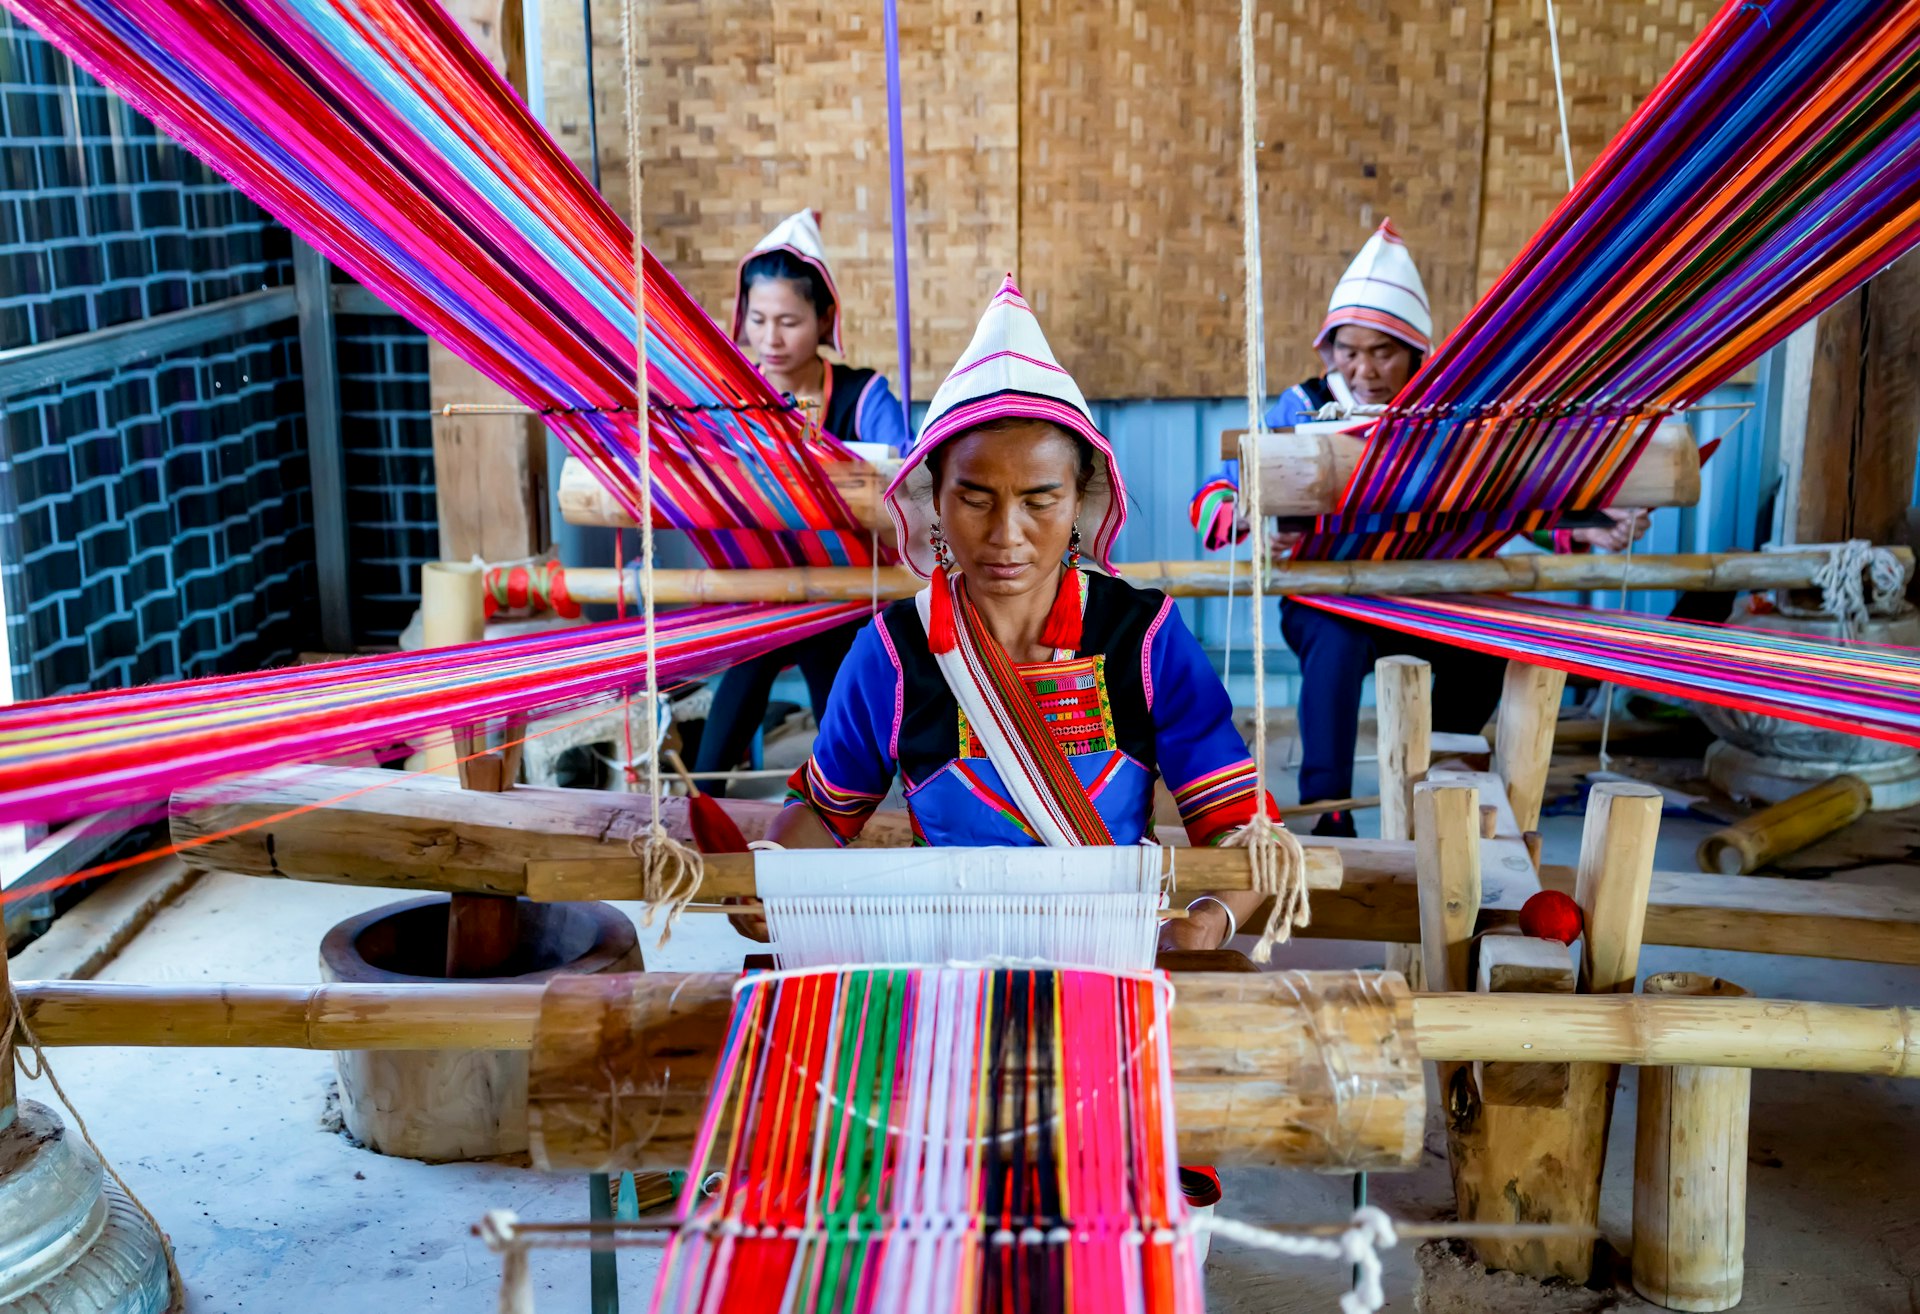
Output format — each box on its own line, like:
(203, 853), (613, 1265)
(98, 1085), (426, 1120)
(1809, 538), (1909, 637)
(1202, 1208), (1398, 1314)
(3, 997), (185, 1311)
(623, 0), (701, 938)
(1236, 0), (1307, 961)
(478, 1210), (535, 1314)
(1544, 0), (1577, 190)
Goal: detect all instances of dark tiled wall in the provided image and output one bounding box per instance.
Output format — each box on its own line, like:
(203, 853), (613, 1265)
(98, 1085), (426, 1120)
(0, 12), (293, 352)
(336, 312), (437, 645)
(1, 15), (316, 698)
(0, 330), (314, 698)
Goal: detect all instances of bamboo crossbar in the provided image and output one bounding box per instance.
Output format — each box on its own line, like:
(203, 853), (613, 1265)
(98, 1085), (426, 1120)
(16, 979), (1915, 1076)
(526, 548), (1898, 606)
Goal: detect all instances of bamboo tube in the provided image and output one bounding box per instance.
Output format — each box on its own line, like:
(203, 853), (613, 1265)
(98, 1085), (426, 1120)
(525, 970), (1424, 1174)
(1695, 774), (1870, 875)
(419, 560), (486, 776)
(1632, 973), (1751, 1313)
(1492, 662), (1568, 835)
(1225, 422), (1701, 512)
(16, 978), (1913, 1077)
(521, 547), (1908, 606)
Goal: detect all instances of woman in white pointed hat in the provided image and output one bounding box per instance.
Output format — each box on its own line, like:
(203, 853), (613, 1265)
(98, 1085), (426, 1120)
(692, 209), (911, 795)
(767, 275), (1281, 957)
(1189, 220), (1647, 837)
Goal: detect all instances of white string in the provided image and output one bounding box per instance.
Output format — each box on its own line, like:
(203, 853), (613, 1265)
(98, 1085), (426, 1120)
(478, 1211), (535, 1314)
(1596, 526), (1634, 771)
(623, 0), (701, 937)
(1236, 0), (1308, 960)
(1203, 1208), (1398, 1314)
(1544, 0), (1576, 190)
(1807, 538), (1909, 638)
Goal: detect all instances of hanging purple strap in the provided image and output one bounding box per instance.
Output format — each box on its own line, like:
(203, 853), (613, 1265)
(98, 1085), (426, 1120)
(883, 0), (913, 437)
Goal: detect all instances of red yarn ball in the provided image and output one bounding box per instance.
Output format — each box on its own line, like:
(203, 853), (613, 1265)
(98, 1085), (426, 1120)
(1519, 890), (1583, 945)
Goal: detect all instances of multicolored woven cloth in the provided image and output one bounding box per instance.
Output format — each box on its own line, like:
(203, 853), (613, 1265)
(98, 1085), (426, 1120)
(2, 0), (877, 570)
(0, 602), (865, 827)
(1298, 0), (1920, 561)
(653, 966), (1201, 1314)
(1306, 593), (1920, 748)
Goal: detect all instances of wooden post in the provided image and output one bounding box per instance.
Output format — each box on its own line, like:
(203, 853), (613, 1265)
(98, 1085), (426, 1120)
(1695, 774), (1870, 875)
(1380, 657), (1432, 987)
(420, 560), (488, 776)
(1492, 661), (1567, 835)
(1632, 972), (1752, 1312)
(1575, 781), (1663, 996)
(1374, 657), (1432, 843)
(0, 917), (16, 1131)
(1413, 781), (1481, 995)
(1473, 936), (1575, 1108)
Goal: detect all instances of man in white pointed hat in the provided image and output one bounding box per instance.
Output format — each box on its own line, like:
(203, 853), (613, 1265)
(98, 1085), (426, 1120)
(693, 209), (911, 794)
(768, 275), (1282, 955)
(1189, 221), (1648, 836)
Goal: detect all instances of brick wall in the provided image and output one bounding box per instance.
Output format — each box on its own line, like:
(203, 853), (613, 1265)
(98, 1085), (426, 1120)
(336, 310), (438, 646)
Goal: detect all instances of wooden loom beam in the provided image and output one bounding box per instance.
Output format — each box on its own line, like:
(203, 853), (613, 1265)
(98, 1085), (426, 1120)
(1221, 421), (1701, 513)
(172, 771), (1920, 965)
(515, 546), (1903, 607)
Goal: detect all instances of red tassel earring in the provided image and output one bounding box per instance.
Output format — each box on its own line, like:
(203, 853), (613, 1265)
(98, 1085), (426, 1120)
(928, 520), (958, 654)
(1039, 526), (1084, 652)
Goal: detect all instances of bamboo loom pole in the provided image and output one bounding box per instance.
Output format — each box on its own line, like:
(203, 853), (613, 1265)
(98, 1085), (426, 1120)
(14, 979), (1916, 1077)
(523, 547), (1909, 606)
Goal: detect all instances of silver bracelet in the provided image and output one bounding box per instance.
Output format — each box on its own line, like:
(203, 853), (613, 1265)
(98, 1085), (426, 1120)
(1186, 896), (1238, 949)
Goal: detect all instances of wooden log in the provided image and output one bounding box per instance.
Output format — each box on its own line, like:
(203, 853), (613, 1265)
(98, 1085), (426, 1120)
(1474, 936), (1575, 1108)
(1223, 422), (1701, 512)
(559, 453), (899, 536)
(1414, 781), (1481, 994)
(528, 547), (1907, 606)
(172, 768), (1341, 897)
(1492, 662), (1568, 834)
(1632, 973), (1752, 1313)
(1694, 774), (1870, 875)
(525, 970), (1425, 1174)
(17, 978), (1913, 1078)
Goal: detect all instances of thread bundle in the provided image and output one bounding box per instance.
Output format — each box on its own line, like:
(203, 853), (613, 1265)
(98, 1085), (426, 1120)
(651, 966), (1202, 1314)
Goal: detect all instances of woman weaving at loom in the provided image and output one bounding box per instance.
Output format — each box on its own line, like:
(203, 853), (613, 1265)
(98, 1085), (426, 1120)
(693, 210), (911, 795)
(765, 276), (1280, 956)
(1190, 221), (1649, 836)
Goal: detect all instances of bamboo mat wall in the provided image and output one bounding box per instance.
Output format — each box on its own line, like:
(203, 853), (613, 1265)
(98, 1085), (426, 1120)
(534, 0), (1710, 400)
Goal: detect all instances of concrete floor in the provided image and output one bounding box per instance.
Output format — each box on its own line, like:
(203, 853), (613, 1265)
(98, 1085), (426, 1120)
(15, 738), (1920, 1312)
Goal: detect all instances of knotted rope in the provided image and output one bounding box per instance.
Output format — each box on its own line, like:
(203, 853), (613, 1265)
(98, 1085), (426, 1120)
(1202, 1207), (1399, 1314)
(1236, 0), (1308, 959)
(1808, 538), (1909, 638)
(623, 0), (702, 938)
(478, 1210), (534, 1314)
(2, 995), (185, 1310)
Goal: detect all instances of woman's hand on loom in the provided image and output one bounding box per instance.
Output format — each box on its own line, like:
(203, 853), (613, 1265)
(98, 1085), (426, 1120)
(725, 897), (771, 943)
(1268, 530), (1303, 558)
(1571, 507), (1651, 552)
(1161, 897), (1234, 952)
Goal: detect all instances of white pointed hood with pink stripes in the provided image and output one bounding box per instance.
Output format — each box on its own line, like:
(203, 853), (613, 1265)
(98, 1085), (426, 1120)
(884, 275), (1126, 580)
(1312, 218), (1433, 363)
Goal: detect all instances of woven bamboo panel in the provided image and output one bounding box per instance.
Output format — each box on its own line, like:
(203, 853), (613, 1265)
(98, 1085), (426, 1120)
(1018, 0), (1491, 399)
(1475, 0), (1708, 291)
(536, 0), (1016, 401)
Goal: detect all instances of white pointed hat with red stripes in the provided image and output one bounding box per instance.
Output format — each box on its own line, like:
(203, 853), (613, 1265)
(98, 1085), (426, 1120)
(885, 275), (1126, 580)
(1313, 218), (1433, 361)
(730, 209), (844, 354)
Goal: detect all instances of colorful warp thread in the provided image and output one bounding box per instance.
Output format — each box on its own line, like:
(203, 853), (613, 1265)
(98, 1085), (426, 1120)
(0, 603), (863, 827)
(1299, 0), (1920, 561)
(1305, 593), (1920, 748)
(3, 0), (877, 570)
(652, 966), (1201, 1314)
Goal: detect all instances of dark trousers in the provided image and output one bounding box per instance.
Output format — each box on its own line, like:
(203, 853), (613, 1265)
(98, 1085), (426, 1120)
(1280, 599), (1508, 806)
(691, 620), (863, 797)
